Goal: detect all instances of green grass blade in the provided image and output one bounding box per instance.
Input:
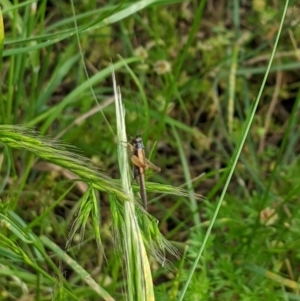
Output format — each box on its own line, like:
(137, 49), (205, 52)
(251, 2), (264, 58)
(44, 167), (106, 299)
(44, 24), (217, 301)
(0, 213), (33, 243)
(172, 126), (200, 225)
(26, 57), (140, 132)
(0, 8), (4, 69)
(178, 0), (290, 300)
(41, 236), (115, 301)
(113, 66), (155, 300)
(173, 0), (207, 80)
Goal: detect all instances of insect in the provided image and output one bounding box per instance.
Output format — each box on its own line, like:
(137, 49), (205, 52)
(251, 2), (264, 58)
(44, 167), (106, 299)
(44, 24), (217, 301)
(129, 135), (161, 210)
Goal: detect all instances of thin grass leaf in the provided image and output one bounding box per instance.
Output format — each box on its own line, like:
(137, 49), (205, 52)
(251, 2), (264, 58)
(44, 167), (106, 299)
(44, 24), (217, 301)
(0, 8), (4, 70)
(178, 1), (290, 299)
(173, 0), (207, 80)
(3, 0), (162, 58)
(0, 224), (82, 300)
(0, 213), (33, 244)
(172, 126), (201, 225)
(26, 57), (140, 130)
(117, 54), (150, 132)
(0, 234), (54, 283)
(88, 0), (164, 31)
(41, 236), (115, 301)
(35, 52), (80, 110)
(0, 244), (23, 261)
(0, 264), (38, 283)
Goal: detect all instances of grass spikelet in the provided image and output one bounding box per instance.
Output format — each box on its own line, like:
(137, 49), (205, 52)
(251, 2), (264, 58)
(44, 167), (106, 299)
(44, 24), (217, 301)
(112, 66), (154, 300)
(0, 125), (129, 202)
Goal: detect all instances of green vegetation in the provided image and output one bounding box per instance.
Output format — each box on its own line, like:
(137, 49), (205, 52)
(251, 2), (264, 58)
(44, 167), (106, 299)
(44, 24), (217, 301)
(0, 0), (299, 300)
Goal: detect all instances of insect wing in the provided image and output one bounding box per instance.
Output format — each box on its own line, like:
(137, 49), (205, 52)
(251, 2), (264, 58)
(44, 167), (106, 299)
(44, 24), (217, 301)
(131, 154), (146, 169)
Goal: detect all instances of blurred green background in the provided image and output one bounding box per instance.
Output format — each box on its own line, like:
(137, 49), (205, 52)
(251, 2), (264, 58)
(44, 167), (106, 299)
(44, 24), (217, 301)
(1, 0), (300, 300)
